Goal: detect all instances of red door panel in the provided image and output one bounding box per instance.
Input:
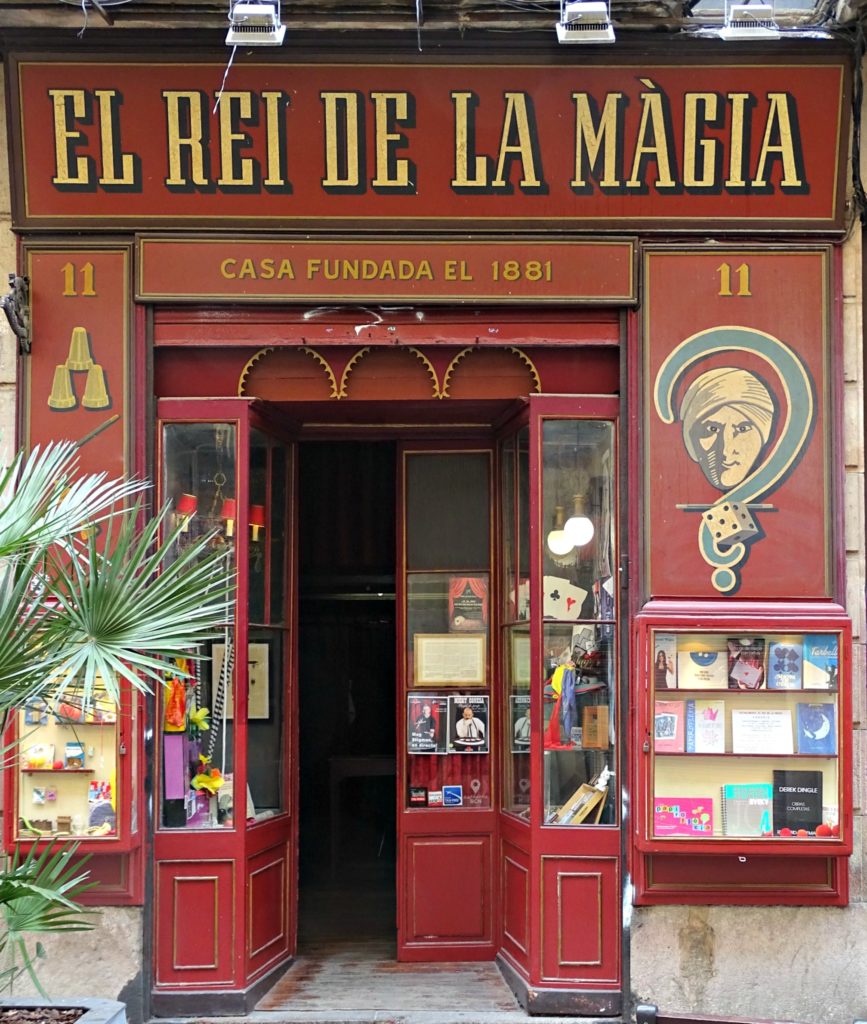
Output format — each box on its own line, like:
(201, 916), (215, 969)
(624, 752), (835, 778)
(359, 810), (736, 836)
(404, 835), (493, 945)
(155, 860), (236, 988)
(540, 855), (620, 985)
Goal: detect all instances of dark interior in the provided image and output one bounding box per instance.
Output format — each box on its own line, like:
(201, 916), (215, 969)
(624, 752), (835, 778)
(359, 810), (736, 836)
(297, 441), (397, 947)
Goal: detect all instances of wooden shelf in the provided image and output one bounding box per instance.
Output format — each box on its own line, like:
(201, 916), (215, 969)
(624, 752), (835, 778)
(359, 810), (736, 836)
(655, 751), (837, 759)
(22, 767), (94, 774)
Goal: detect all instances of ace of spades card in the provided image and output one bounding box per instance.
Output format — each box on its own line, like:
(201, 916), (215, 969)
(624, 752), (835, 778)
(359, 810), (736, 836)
(543, 576), (588, 620)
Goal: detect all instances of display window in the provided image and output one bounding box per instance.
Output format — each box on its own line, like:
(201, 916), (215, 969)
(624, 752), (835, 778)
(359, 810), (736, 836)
(648, 628), (843, 842)
(538, 418), (617, 827)
(16, 682), (120, 841)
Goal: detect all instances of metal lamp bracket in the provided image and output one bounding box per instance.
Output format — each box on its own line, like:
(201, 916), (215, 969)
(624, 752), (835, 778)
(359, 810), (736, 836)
(2, 274), (31, 356)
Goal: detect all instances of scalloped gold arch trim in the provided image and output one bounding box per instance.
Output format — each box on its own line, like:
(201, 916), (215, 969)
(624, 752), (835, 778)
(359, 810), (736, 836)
(339, 346), (439, 399)
(238, 346), (274, 397)
(507, 346), (542, 393)
(440, 345), (541, 398)
(338, 346), (370, 398)
(237, 345), (339, 399)
(440, 347), (473, 398)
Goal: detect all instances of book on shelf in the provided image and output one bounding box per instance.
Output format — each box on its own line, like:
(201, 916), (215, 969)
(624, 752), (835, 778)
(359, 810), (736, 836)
(654, 700), (685, 753)
(653, 632), (677, 689)
(726, 637), (766, 690)
(653, 796), (713, 837)
(730, 708), (794, 755)
(802, 635), (839, 690)
(677, 645), (728, 689)
(767, 638), (803, 690)
(772, 769), (823, 834)
(721, 782), (773, 836)
(795, 702), (836, 755)
(685, 699), (726, 754)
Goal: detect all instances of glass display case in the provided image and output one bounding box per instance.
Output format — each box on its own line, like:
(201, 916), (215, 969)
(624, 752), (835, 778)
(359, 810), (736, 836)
(16, 684), (122, 841)
(158, 415), (290, 831)
(637, 610), (851, 854)
(538, 418), (617, 827)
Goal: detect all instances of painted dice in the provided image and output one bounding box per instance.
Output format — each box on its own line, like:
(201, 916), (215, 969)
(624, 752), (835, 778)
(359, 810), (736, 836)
(702, 501), (759, 547)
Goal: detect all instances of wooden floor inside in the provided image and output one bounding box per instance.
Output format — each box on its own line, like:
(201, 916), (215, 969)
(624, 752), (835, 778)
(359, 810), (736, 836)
(257, 940), (521, 1015)
(257, 866), (520, 1015)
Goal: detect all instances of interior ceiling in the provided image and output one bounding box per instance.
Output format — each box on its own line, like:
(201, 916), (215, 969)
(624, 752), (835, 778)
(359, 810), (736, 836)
(267, 397), (523, 433)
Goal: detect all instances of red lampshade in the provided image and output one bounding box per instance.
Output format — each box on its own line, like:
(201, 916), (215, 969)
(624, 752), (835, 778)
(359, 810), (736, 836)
(220, 498), (237, 538)
(176, 493), (198, 517)
(175, 493), (198, 532)
(249, 504), (266, 541)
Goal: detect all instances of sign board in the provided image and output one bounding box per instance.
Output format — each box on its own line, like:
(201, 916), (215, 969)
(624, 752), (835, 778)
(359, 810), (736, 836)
(10, 59), (848, 231)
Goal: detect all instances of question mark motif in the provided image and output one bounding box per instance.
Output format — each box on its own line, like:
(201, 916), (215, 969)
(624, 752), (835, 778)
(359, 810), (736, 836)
(654, 326), (815, 594)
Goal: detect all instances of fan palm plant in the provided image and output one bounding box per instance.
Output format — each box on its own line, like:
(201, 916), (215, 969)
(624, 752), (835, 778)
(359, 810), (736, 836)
(0, 439), (234, 992)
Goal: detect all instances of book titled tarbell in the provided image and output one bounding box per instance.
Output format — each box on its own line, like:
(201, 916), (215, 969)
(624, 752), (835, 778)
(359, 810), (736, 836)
(772, 769), (823, 834)
(802, 635), (839, 690)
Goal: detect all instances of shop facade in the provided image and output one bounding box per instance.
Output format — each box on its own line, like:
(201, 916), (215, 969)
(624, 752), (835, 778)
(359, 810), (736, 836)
(0, 15), (865, 1024)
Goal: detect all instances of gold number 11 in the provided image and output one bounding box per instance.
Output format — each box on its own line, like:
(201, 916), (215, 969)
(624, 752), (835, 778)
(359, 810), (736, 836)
(716, 262), (751, 297)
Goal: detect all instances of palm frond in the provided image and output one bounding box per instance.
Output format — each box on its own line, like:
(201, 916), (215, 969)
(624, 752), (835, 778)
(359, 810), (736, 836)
(0, 444), (147, 558)
(41, 501), (234, 703)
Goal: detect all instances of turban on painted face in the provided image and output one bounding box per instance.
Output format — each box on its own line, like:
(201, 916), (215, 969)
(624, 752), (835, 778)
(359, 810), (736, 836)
(679, 368), (775, 463)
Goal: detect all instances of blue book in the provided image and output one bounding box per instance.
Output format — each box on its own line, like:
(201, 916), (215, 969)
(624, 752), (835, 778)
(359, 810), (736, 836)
(767, 639), (803, 690)
(796, 702), (836, 755)
(803, 634), (839, 690)
(685, 700), (696, 753)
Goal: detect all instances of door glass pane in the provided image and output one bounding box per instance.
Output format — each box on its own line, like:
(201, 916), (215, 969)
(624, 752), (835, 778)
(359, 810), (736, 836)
(501, 437), (516, 622)
(270, 446), (287, 624)
(504, 624), (531, 817)
(541, 419), (617, 826)
(406, 453), (490, 570)
(247, 629), (285, 818)
(249, 429), (268, 624)
(160, 421), (237, 830)
(517, 428), (530, 620)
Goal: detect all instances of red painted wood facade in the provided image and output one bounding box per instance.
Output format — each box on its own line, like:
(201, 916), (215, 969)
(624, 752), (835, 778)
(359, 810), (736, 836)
(0, 43), (855, 1018)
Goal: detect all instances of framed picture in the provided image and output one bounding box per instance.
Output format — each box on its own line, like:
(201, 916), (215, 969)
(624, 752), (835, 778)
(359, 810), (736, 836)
(510, 633), (531, 687)
(413, 633), (486, 688)
(213, 641), (271, 720)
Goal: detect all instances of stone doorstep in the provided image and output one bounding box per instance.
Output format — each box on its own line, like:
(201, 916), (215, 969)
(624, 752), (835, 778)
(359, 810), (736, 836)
(0, 999), (126, 1024)
(151, 1015), (624, 1024)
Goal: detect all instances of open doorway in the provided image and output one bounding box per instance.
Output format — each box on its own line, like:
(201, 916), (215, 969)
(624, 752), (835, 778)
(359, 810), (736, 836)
(297, 441), (397, 950)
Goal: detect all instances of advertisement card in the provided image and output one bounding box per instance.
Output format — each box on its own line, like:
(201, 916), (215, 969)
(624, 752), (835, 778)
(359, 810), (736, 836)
(448, 695), (489, 753)
(407, 695), (449, 755)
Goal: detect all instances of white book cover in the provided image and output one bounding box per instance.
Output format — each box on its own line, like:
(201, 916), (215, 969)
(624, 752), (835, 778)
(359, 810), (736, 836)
(731, 708), (793, 755)
(693, 699), (726, 754)
(676, 648), (728, 689)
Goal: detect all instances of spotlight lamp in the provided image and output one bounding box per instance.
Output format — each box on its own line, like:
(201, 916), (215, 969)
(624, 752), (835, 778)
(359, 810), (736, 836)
(719, 0), (780, 39)
(563, 494), (595, 549)
(556, 0), (615, 44)
(226, 0), (287, 46)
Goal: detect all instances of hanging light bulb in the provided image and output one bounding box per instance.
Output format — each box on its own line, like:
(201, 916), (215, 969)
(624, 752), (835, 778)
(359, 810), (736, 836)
(564, 493), (595, 548)
(547, 505), (575, 557)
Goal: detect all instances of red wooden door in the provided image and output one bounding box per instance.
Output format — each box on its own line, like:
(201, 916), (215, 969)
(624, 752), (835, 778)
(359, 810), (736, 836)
(396, 442), (498, 961)
(152, 399), (298, 1004)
